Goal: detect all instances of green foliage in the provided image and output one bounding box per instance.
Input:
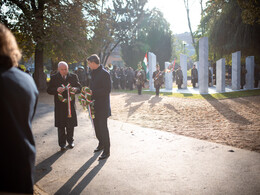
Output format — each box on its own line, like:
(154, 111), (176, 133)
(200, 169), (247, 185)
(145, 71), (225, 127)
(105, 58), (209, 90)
(120, 8), (174, 70)
(200, 0), (260, 62)
(0, 0), (98, 89)
(90, 0), (147, 65)
(237, 0), (260, 25)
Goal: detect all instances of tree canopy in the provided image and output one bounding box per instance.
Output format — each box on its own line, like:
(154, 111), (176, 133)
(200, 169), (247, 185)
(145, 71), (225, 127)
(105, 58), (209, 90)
(121, 8), (174, 70)
(199, 0), (260, 62)
(0, 0), (98, 89)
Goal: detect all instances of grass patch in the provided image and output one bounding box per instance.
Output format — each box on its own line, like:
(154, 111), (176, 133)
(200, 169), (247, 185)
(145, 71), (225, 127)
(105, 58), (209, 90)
(112, 88), (260, 100)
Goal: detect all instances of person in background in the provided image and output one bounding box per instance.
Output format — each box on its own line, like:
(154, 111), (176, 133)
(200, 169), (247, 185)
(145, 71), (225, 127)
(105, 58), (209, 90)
(135, 65), (145, 95)
(0, 23), (39, 194)
(241, 64), (247, 89)
(191, 65), (198, 88)
(153, 64), (164, 96)
(176, 66), (183, 89)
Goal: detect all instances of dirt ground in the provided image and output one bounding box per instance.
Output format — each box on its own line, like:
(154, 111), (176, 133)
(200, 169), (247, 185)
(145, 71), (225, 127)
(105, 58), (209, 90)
(109, 91), (260, 153)
(39, 91), (260, 153)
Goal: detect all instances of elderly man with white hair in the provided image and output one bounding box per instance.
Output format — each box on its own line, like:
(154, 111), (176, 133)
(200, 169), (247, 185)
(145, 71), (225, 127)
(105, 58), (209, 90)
(47, 61), (81, 151)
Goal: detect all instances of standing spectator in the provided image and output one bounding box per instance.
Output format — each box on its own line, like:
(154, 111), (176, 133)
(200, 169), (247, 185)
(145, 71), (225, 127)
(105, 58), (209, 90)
(176, 66), (183, 89)
(241, 64), (247, 89)
(76, 65), (87, 87)
(172, 69), (176, 82)
(208, 68), (212, 87)
(111, 65), (119, 89)
(88, 54), (111, 160)
(135, 65), (145, 95)
(119, 67), (126, 90)
(47, 61), (81, 151)
(126, 67), (135, 90)
(191, 65), (198, 88)
(0, 23), (39, 194)
(153, 64), (164, 96)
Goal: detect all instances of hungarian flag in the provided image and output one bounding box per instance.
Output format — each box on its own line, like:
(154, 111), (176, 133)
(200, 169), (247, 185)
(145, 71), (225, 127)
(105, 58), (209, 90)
(172, 58), (176, 71)
(142, 52), (149, 80)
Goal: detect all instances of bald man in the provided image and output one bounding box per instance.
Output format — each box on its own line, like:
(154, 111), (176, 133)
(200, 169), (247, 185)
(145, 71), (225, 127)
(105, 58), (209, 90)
(47, 61), (81, 151)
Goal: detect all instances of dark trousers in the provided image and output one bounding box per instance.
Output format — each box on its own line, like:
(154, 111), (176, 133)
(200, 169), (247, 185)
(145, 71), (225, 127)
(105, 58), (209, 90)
(57, 126), (74, 147)
(93, 116), (110, 154)
(155, 86), (160, 96)
(178, 84), (182, 89)
(137, 84), (142, 95)
(192, 82), (196, 88)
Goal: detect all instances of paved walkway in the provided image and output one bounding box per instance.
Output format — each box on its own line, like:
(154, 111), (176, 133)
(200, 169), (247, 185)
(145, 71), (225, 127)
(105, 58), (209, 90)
(33, 101), (260, 195)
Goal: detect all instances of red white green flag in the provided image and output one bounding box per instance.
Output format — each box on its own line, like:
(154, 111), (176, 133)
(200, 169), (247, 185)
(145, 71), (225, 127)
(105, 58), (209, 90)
(142, 52), (149, 80)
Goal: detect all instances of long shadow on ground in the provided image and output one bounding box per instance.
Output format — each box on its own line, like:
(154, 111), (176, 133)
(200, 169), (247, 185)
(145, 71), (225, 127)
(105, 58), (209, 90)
(35, 151), (65, 183)
(54, 152), (105, 194)
(203, 94), (252, 125)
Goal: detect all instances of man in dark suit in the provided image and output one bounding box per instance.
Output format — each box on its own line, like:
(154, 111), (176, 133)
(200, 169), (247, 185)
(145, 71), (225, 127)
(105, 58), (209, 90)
(47, 61), (81, 151)
(88, 54), (111, 160)
(0, 23), (38, 194)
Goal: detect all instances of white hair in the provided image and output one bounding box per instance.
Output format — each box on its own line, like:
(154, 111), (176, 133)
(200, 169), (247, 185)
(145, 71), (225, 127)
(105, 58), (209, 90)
(58, 61), (68, 68)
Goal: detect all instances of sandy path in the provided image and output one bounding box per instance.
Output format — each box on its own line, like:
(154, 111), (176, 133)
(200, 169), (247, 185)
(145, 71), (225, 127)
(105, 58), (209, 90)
(109, 92), (260, 152)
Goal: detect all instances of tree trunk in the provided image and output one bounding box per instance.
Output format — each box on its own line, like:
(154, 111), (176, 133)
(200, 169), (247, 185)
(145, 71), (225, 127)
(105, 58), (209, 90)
(184, 0), (199, 60)
(102, 40), (121, 66)
(34, 43), (46, 90)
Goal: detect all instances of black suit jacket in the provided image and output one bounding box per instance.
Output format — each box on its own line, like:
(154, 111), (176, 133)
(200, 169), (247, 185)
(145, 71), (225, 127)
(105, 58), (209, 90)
(90, 65), (111, 118)
(47, 72), (81, 127)
(0, 67), (38, 194)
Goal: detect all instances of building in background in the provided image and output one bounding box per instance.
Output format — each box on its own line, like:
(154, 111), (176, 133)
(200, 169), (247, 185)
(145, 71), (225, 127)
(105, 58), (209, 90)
(106, 44), (124, 68)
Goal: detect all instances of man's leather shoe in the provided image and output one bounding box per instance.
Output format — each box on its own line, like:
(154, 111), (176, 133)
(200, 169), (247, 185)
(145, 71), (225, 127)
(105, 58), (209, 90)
(60, 146), (66, 151)
(68, 143), (74, 149)
(98, 153), (110, 160)
(94, 146), (104, 153)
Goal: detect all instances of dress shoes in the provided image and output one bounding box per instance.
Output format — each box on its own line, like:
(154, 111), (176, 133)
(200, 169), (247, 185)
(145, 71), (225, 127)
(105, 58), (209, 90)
(98, 152), (110, 160)
(60, 146), (66, 151)
(94, 146), (104, 153)
(68, 142), (75, 149)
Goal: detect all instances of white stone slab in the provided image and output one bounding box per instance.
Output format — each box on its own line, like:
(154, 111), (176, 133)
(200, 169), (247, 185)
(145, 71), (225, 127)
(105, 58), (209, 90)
(216, 58), (226, 93)
(180, 54), (187, 89)
(199, 37), (209, 94)
(232, 51), (241, 90)
(165, 62), (172, 90)
(148, 52), (156, 91)
(245, 56), (255, 89)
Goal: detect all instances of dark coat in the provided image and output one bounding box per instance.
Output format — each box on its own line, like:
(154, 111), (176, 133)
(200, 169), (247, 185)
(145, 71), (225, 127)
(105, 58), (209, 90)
(153, 70), (164, 87)
(0, 67), (38, 194)
(47, 72), (81, 127)
(176, 69), (183, 85)
(191, 68), (198, 83)
(90, 65), (111, 118)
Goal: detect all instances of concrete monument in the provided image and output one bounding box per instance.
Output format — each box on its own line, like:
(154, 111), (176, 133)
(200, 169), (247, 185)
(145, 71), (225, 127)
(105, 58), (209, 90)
(165, 62), (172, 90)
(180, 54), (187, 89)
(245, 56), (255, 89)
(148, 52), (156, 91)
(216, 58), (225, 93)
(199, 37), (209, 94)
(232, 51), (241, 90)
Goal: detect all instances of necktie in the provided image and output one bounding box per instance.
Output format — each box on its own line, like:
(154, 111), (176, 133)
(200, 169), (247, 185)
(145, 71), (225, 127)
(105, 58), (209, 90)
(63, 76), (66, 80)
